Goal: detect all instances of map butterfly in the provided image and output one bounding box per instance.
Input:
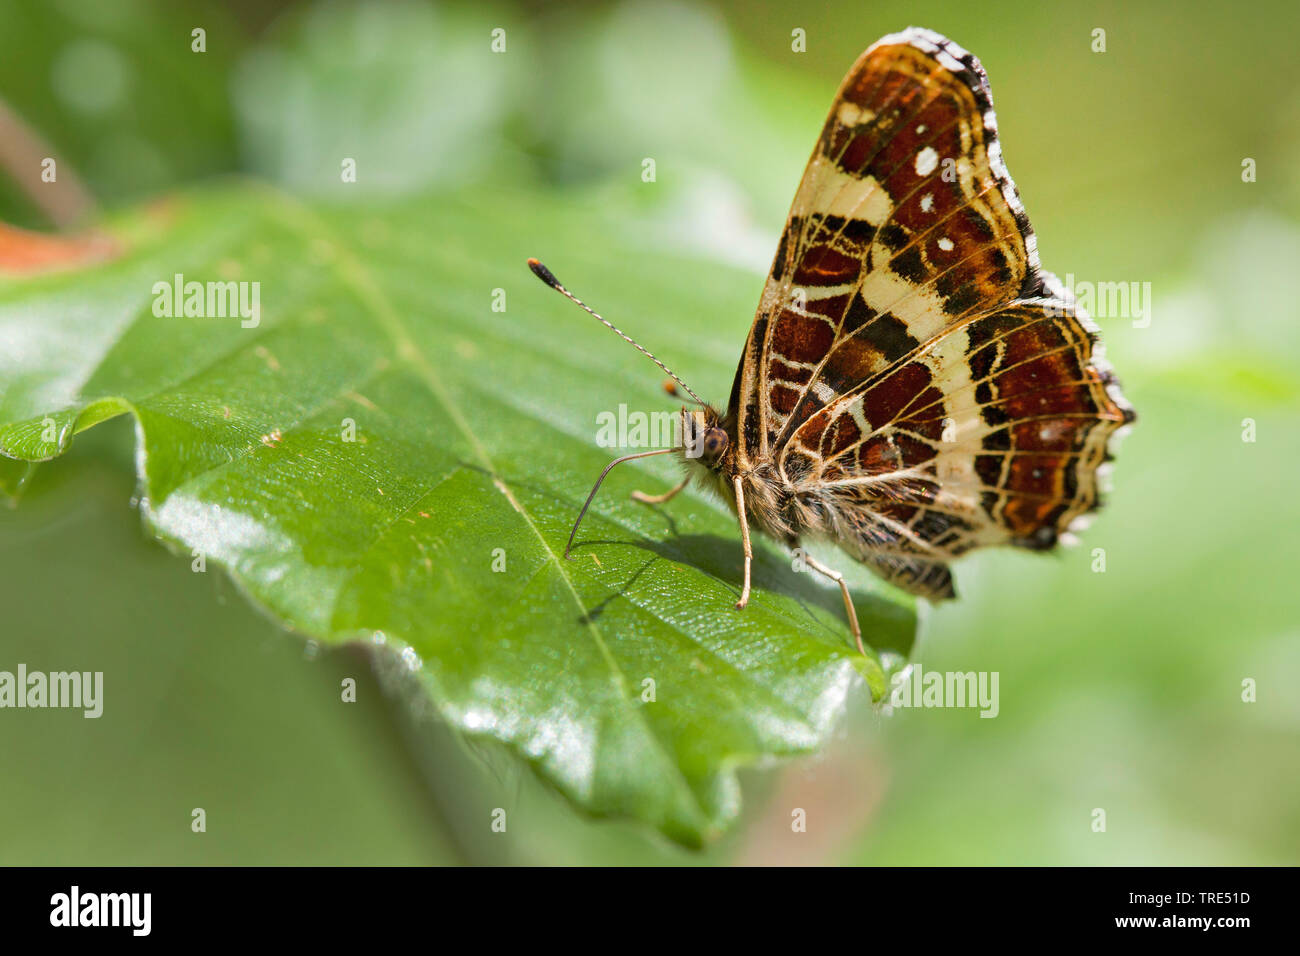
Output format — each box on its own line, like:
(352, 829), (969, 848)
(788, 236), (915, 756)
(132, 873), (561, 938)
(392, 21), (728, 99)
(529, 27), (1135, 653)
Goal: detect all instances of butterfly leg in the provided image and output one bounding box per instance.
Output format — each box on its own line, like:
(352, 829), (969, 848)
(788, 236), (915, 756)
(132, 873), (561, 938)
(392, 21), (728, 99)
(631, 476), (689, 504)
(733, 475), (752, 610)
(801, 552), (865, 655)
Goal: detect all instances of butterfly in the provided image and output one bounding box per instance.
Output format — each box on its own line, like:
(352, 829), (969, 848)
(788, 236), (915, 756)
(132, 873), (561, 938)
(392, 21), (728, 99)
(528, 26), (1134, 654)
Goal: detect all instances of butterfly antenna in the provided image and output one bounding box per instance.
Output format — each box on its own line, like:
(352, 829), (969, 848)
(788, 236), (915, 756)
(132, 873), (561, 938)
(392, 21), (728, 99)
(527, 258), (706, 406)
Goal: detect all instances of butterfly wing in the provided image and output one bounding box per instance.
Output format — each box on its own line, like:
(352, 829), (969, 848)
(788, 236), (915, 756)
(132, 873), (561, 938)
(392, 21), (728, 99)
(730, 27), (1133, 597)
(784, 299), (1132, 597)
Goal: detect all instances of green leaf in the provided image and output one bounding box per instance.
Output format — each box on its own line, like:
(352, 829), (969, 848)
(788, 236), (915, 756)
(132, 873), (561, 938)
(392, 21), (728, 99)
(0, 184), (915, 845)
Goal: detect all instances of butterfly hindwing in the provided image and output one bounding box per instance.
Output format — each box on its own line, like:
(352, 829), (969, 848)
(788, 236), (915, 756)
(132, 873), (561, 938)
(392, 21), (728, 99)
(782, 299), (1130, 590)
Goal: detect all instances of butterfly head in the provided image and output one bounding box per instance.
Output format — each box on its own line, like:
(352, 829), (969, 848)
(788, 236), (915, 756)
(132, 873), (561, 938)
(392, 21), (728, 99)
(524, 257), (733, 469)
(680, 405), (731, 470)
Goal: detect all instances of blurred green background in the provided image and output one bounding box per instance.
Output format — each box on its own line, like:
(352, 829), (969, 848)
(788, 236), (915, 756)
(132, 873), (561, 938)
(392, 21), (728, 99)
(1, 0), (1297, 864)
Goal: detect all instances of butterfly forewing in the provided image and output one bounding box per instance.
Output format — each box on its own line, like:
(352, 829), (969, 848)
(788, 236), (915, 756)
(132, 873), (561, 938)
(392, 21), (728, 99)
(728, 27), (1132, 598)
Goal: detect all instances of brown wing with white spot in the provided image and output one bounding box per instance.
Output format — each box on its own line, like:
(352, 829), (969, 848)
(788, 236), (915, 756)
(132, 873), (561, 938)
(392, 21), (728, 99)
(729, 27), (1038, 466)
(727, 27), (1133, 598)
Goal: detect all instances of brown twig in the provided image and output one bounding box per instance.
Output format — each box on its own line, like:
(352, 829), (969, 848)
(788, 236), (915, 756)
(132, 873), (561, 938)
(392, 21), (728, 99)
(0, 97), (97, 229)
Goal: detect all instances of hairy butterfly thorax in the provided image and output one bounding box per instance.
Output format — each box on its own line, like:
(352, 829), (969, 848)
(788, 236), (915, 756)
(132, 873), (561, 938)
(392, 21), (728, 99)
(526, 26), (1134, 655)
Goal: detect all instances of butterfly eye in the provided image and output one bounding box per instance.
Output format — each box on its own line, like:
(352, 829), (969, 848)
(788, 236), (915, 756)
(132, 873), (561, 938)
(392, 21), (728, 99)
(704, 427), (729, 458)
